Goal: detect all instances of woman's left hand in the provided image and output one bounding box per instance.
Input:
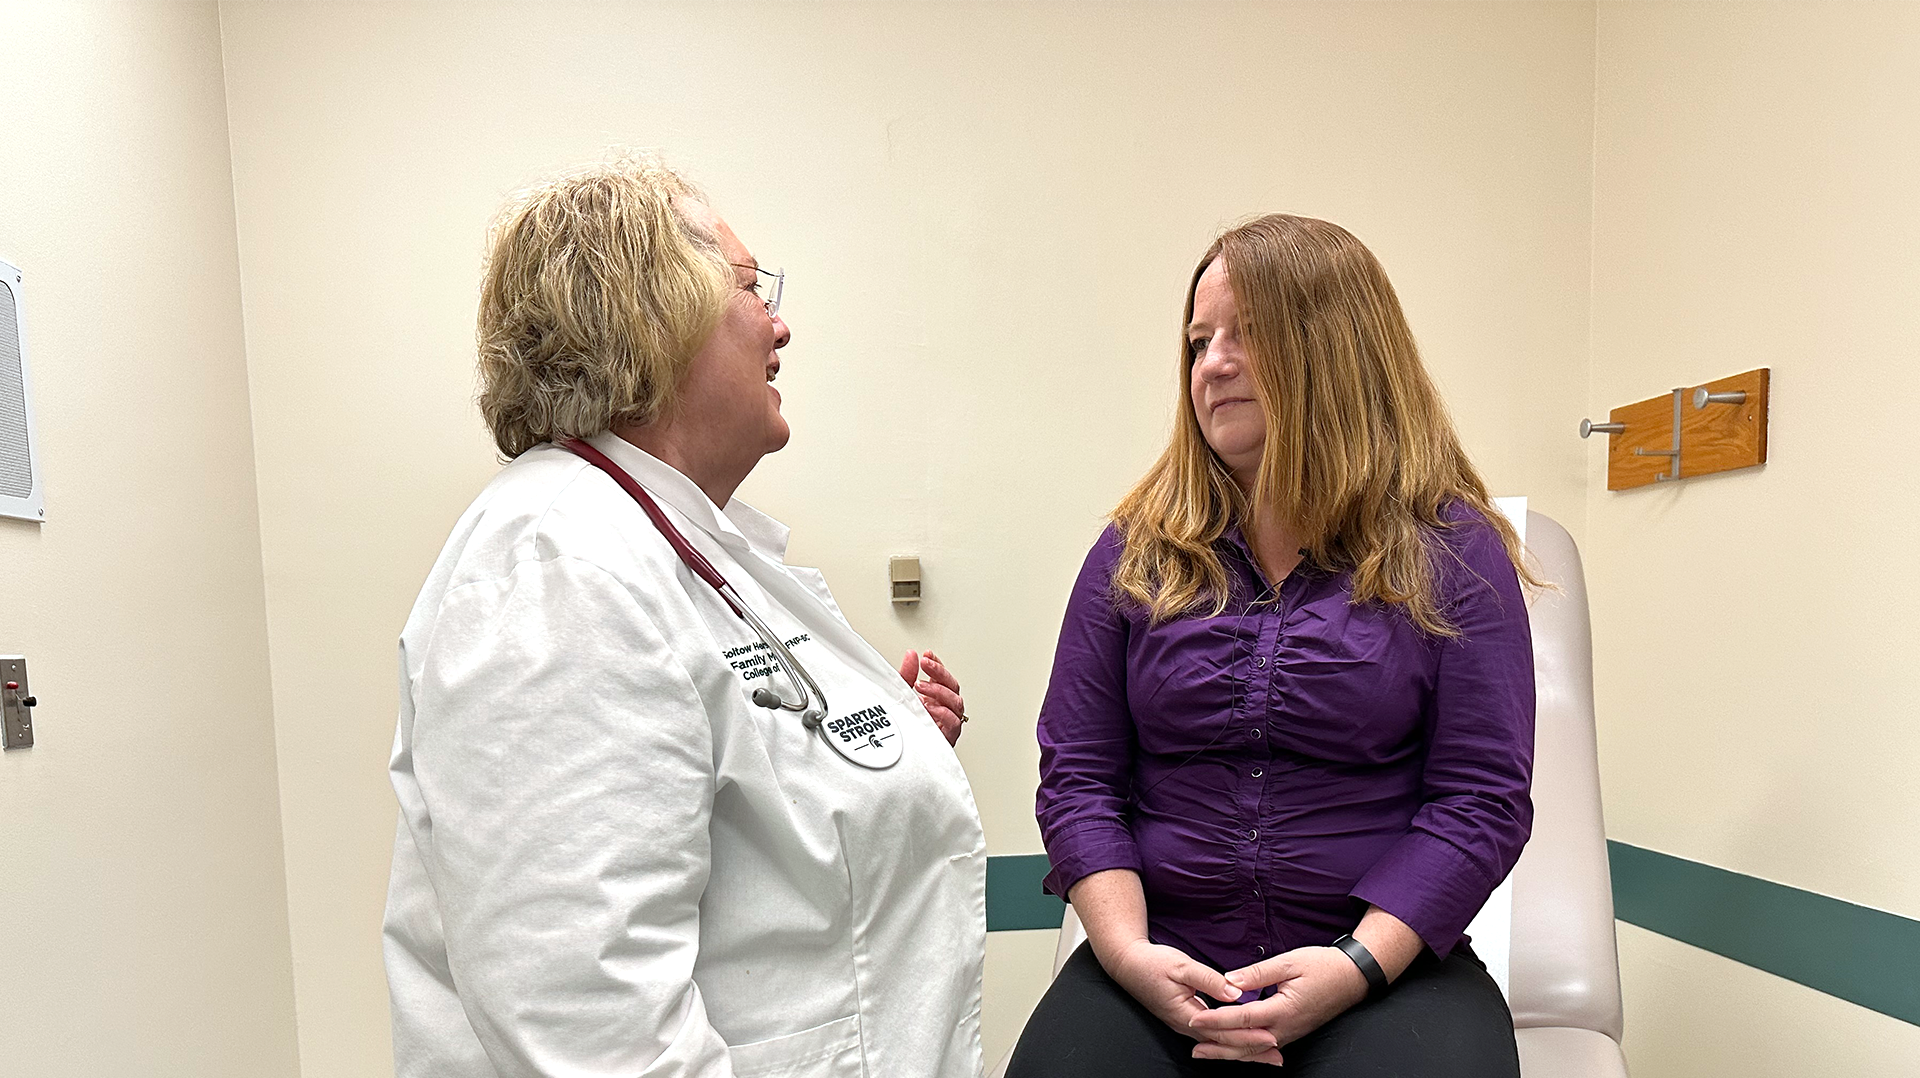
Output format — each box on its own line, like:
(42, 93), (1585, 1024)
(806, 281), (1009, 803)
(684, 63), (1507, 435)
(899, 649), (965, 746)
(1183, 945), (1370, 1060)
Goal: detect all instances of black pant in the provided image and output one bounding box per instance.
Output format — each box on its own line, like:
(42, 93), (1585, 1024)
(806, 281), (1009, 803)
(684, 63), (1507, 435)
(1006, 942), (1520, 1078)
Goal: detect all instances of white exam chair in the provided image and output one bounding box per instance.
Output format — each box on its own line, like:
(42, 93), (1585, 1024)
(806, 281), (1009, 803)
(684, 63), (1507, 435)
(994, 512), (1627, 1077)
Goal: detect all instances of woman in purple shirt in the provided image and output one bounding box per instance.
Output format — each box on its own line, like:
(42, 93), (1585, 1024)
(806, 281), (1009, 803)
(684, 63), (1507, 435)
(1008, 215), (1540, 1076)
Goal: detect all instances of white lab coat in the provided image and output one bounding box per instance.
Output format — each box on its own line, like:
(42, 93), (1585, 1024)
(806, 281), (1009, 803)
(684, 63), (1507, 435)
(383, 433), (987, 1078)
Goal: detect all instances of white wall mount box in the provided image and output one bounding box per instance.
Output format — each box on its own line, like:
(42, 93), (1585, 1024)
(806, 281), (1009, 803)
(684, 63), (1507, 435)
(0, 257), (44, 523)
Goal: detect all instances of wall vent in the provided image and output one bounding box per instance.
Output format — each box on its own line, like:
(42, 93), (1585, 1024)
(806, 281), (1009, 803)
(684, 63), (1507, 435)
(0, 257), (43, 522)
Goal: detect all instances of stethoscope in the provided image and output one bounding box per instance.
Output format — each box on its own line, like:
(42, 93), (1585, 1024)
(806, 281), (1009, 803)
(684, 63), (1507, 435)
(562, 438), (830, 730)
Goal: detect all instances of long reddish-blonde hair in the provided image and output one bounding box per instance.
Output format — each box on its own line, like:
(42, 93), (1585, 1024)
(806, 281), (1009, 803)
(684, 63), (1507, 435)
(1112, 214), (1539, 634)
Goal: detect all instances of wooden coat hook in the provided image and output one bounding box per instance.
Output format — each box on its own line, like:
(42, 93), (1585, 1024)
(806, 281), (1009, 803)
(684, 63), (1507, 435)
(1580, 368), (1770, 491)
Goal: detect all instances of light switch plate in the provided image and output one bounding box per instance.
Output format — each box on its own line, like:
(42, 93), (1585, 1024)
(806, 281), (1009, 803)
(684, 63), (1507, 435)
(889, 556), (921, 604)
(2, 654), (34, 750)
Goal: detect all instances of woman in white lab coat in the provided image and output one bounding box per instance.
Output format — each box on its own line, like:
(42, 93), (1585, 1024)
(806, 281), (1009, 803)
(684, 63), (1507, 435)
(382, 157), (986, 1078)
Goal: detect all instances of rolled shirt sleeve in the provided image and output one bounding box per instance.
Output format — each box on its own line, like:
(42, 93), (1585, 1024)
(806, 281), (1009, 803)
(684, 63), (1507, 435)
(1350, 515), (1537, 957)
(1035, 528), (1145, 899)
(394, 554), (735, 1076)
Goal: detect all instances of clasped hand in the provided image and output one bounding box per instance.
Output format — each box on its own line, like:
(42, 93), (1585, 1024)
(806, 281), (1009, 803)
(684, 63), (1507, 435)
(1112, 940), (1370, 1066)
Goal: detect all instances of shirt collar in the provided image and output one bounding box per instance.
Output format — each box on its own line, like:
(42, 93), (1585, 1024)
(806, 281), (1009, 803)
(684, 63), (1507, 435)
(1223, 523), (1262, 570)
(583, 432), (792, 561)
(1222, 523), (1322, 586)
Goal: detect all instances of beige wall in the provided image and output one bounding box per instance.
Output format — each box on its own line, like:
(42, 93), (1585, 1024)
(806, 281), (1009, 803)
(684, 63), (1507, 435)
(0, 3), (300, 1076)
(1618, 925), (1920, 1077)
(214, 2), (1594, 1071)
(1589, 3), (1920, 1073)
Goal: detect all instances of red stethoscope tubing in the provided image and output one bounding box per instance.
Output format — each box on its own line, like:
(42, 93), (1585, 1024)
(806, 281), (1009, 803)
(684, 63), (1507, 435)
(560, 438), (743, 618)
(559, 437), (833, 731)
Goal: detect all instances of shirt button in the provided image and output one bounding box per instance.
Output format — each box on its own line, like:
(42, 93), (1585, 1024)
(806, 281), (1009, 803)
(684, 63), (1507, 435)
(1247, 728), (1262, 739)
(1251, 768), (1264, 778)
(1246, 828), (1259, 841)
(1254, 656), (1266, 668)
(1256, 944), (1268, 956)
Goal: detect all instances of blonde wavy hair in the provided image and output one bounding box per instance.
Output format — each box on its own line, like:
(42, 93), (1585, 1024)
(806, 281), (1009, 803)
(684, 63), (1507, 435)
(477, 155), (732, 458)
(1112, 214), (1540, 635)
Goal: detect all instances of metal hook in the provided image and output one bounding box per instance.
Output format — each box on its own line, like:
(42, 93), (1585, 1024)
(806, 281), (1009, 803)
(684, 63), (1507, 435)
(1579, 419), (1625, 438)
(1694, 388), (1747, 410)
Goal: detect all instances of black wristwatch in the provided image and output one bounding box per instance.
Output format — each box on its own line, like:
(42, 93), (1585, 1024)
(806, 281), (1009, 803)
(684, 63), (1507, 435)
(1331, 934), (1390, 1001)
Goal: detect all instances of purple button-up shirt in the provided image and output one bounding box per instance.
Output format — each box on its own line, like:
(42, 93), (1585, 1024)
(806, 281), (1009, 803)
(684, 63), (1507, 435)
(1036, 503), (1534, 971)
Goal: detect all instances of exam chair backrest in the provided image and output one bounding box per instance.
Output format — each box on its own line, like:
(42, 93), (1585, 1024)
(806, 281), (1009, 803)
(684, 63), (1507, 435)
(1506, 510), (1623, 1041)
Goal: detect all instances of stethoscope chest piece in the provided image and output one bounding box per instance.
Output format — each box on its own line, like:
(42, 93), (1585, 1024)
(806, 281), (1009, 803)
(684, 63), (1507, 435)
(741, 683), (900, 769)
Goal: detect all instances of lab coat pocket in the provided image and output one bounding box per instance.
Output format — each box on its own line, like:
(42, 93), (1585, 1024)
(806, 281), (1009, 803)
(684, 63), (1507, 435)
(727, 1013), (862, 1078)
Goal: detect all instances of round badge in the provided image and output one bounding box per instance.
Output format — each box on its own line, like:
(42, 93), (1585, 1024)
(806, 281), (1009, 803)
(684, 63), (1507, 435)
(814, 703), (903, 769)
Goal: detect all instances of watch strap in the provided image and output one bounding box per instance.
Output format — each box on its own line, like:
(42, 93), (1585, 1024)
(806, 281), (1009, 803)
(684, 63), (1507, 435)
(1332, 934), (1390, 1000)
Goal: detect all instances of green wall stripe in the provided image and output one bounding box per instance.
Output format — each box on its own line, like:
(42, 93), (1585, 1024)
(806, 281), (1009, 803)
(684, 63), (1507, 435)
(986, 853), (1066, 932)
(988, 845), (1920, 1028)
(1607, 840), (1920, 1027)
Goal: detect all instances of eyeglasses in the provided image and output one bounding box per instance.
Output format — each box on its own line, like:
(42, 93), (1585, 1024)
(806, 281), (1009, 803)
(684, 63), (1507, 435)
(731, 263), (785, 319)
